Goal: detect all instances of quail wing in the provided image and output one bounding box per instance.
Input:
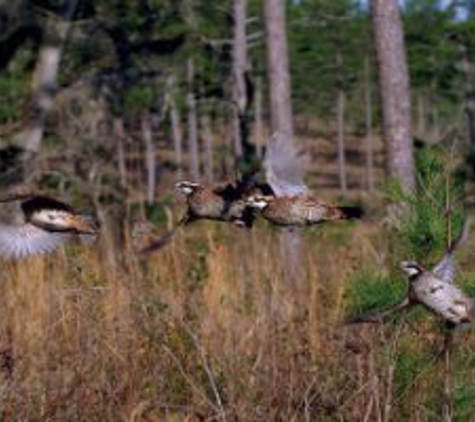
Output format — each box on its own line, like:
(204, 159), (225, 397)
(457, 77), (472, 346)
(0, 223), (71, 259)
(432, 218), (471, 284)
(432, 253), (456, 284)
(264, 133), (309, 198)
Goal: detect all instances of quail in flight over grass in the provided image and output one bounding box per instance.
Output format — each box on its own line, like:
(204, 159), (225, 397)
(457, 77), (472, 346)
(175, 176), (258, 228)
(348, 219), (474, 329)
(245, 134), (362, 227)
(0, 192), (99, 260)
(135, 171), (265, 253)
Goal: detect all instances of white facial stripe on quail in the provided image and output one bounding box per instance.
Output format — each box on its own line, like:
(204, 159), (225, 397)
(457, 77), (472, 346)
(0, 223), (70, 259)
(406, 267), (420, 276)
(31, 209), (73, 228)
(248, 198), (268, 209)
(180, 187), (193, 195)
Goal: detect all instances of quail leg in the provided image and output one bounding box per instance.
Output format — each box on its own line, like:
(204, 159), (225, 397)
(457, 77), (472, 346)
(345, 297), (413, 324)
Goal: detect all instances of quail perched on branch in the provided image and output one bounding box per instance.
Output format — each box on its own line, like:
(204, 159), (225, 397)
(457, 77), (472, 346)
(0, 192), (99, 260)
(246, 134), (362, 227)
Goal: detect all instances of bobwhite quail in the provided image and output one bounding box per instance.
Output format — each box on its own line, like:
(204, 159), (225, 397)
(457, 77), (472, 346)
(348, 219), (473, 328)
(0, 192), (99, 260)
(135, 171), (263, 254)
(246, 134), (362, 227)
(175, 170), (261, 228)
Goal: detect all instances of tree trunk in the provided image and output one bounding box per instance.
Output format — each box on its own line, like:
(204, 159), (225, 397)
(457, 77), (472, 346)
(264, 0), (303, 292)
(371, 0), (415, 192)
(7, 0), (77, 186)
(460, 44), (475, 146)
(336, 87), (347, 194)
(201, 113), (214, 182)
(263, 0), (293, 142)
(142, 115), (156, 204)
(114, 117), (128, 188)
(232, 0), (247, 161)
(335, 49), (347, 194)
(364, 56), (375, 192)
(187, 58), (200, 181)
(254, 74), (264, 158)
(167, 73), (184, 180)
(416, 91), (427, 140)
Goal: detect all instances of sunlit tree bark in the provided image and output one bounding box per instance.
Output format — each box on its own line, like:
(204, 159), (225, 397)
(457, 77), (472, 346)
(335, 50), (347, 194)
(166, 73), (184, 180)
(187, 58), (200, 181)
(10, 0), (77, 184)
(264, 0), (293, 142)
(113, 118), (127, 188)
(364, 56), (375, 192)
(232, 0), (247, 160)
(142, 115), (156, 204)
(371, 0), (415, 192)
(264, 0), (303, 291)
(201, 114), (214, 182)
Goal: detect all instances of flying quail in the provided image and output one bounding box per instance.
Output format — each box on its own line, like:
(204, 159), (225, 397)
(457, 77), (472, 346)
(0, 192), (99, 260)
(246, 134), (362, 227)
(136, 171), (263, 253)
(348, 219), (473, 328)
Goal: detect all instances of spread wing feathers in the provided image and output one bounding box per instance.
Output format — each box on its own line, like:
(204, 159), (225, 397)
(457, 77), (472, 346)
(432, 254), (456, 285)
(433, 217), (472, 284)
(0, 223), (70, 259)
(264, 134), (309, 197)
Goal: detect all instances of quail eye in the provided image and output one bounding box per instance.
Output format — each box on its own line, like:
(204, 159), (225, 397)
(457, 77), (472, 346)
(46, 212), (61, 222)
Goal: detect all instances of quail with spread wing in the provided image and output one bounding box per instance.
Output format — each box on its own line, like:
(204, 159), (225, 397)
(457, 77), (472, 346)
(134, 171), (264, 253)
(245, 134), (362, 227)
(0, 193), (99, 260)
(175, 179), (258, 228)
(347, 219), (474, 328)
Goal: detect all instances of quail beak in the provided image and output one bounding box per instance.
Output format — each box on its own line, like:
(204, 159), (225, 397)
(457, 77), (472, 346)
(66, 214), (99, 235)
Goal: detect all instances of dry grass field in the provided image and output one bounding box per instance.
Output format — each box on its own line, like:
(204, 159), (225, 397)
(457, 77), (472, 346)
(0, 212), (474, 421)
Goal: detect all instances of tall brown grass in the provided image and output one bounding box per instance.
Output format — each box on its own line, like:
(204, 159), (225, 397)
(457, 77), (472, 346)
(0, 221), (474, 420)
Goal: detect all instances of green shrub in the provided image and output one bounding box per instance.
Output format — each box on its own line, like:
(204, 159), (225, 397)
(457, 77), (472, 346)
(383, 145), (466, 267)
(345, 271), (406, 318)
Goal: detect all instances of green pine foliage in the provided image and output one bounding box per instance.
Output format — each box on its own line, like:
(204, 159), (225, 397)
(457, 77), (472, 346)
(0, 49), (33, 124)
(289, 0), (368, 120)
(385, 145), (466, 266)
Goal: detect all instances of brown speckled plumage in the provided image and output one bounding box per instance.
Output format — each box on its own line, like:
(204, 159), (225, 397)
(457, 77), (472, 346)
(253, 196), (346, 227)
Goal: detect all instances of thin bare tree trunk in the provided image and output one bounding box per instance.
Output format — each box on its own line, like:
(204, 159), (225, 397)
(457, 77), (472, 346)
(114, 118), (128, 188)
(187, 58), (200, 180)
(142, 115), (156, 204)
(460, 44), (475, 146)
(364, 56), (375, 192)
(264, 0), (303, 291)
(416, 91), (427, 140)
(264, 0), (293, 142)
(232, 0), (247, 161)
(254, 74), (264, 158)
(371, 0), (415, 192)
(201, 114), (214, 182)
(336, 52), (348, 195)
(336, 88), (347, 194)
(9, 0), (77, 184)
(167, 73), (184, 180)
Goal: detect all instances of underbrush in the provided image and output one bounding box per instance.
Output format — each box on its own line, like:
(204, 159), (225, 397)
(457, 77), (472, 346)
(1, 146), (475, 421)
